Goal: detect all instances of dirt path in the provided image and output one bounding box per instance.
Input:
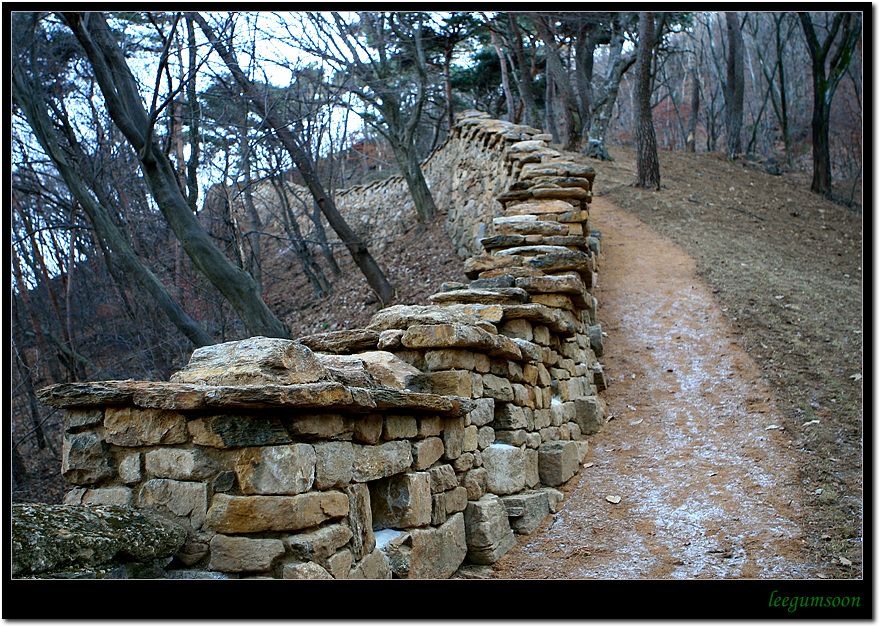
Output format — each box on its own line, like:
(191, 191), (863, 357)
(492, 197), (815, 579)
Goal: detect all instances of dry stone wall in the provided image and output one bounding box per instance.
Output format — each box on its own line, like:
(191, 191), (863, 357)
(29, 112), (609, 580)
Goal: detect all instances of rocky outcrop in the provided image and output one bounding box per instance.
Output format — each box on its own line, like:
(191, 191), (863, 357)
(28, 112), (609, 580)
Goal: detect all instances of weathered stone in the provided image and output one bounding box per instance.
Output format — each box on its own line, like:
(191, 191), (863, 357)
(367, 304), (498, 333)
(505, 199), (574, 215)
(208, 535), (285, 573)
(287, 413), (349, 439)
(351, 440), (413, 483)
(587, 324), (604, 358)
(11, 503), (187, 577)
(200, 382), (355, 409)
(442, 416), (466, 460)
(433, 486), (469, 525)
(379, 512), (467, 579)
(37, 381), (136, 408)
(206, 492), (348, 534)
(463, 495), (516, 564)
(138, 479), (208, 529)
(429, 287), (531, 306)
(104, 407), (188, 447)
(463, 254), (524, 279)
(358, 351), (423, 390)
(424, 349), (476, 372)
(295, 329), (380, 354)
(145, 448), (217, 481)
(429, 464), (459, 494)
(61, 431), (115, 486)
(327, 549), (352, 579)
(493, 403), (533, 430)
(377, 329), (405, 350)
(285, 523), (353, 566)
(348, 548), (392, 579)
(235, 444), (316, 495)
(282, 561), (333, 579)
(313, 441), (354, 489)
(574, 396), (606, 435)
(481, 373), (514, 401)
(408, 370), (481, 397)
(171, 337), (331, 386)
(187, 414), (291, 449)
(527, 249), (593, 275)
(494, 215), (570, 236)
(352, 414), (384, 444)
(481, 444), (527, 495)
(501, 490), (550, 534)
(118, 453), (142, 485)
(63, 408), (104, 432)
(462, 467), (487, 501)
(64, 487), (133, 507)
(469, 274), (517, 289)
(345, 483), (375, 561)
(537, 440), (580, 486)
(372, 471), (432, 529)
(412, 436), (444, 471)
(319, 354), (380, 388)
(464, 397), (494, 428)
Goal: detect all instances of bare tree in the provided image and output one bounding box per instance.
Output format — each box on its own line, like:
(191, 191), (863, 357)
(635, 12), (661, 189)
(724, 11), (745, 158)
(191, 12), (395, 304)
(799, 11), (862, 196)
(58, 11), (290, 338)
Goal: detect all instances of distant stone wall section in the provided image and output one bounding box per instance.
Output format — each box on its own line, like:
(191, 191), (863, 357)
(27, 112), (609, 580)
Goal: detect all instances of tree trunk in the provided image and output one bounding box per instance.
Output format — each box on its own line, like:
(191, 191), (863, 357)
(635, 12), (661, 189)
(507, 13), (541, 129)
(686, 64), (700, 152)
(724, 11), (745, 158)
(11, 59), (215, 348)
(60, 12), (289, 339)
(799, 12), (861, 197)
(193, 13), (396, 304)
(532, 14), (581, 150)
(487, 22), (515, 123)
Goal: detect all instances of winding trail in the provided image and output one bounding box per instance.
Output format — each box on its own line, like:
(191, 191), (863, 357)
(492, 197), (813, 579)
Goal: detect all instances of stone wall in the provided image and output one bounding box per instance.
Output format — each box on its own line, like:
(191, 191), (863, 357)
(28, 112), (609, 579)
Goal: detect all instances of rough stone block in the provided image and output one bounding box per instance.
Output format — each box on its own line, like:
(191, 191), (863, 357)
(352, 414), (384, 444)
(171, 337), (329, 386)
(501, 490), (550, 534)
(482, 444), (527, 495)
(462, 467), (487, 501)
(383, 415), (418, 439)
(537, 441), (580, 486)
(206, 492), (348, 534)
(235, 444), (316, 495)
(424, 349), (476, 372)
(371, 472), (432, 529)
(286, 523), (353, 566)
(573, 396), (607, 435)
(208, 534), (284, 573)
(313, 441), (354, 489)
(138, 479), (208, 529)
(348, 548), (392, 579)
(380, 512), (467, 579)
(429, 464), (459, 494)
(463, 495), (516, 564)
(61, 431), (115, 486)
(282, 561), (333, 579)
(345, 483), (375, 561)
(412, 436), (444, 471)
(417, 415), (442, 437)
(187, 414), (290, 449)
(493, 403), (533, 430)
(464, 397), (495, 427)
(351, 441), (413, 483)
(104, 407), (188, 447)
(481, 373), (514, 401)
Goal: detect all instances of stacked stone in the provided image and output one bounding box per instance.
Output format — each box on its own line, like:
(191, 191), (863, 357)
(30, 112), (611, 581)
(38, 337), (505, 579)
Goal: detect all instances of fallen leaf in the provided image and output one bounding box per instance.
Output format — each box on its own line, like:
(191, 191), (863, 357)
(626, 404), (636, 411)
(820, 534), (832, 541)
(605, 495), (621, 504)
(850, 373), (862, 381)
(630, 373), (636, 379)
(839, 556), (852, 566)
(817, 573), (828, 579)
(584, 462), (595, 468)
(802, 419), (820, 427)
(765, 424), (782, 430)
(630, 419), (643, 426)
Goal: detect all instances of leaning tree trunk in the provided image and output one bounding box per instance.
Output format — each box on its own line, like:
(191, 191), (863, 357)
(60, 12), (289, 339)
(686, 64), (700, 152)
(192, 13), (395, 304)
(11, 61), (215, 348)
(635, 12), (661, 190)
